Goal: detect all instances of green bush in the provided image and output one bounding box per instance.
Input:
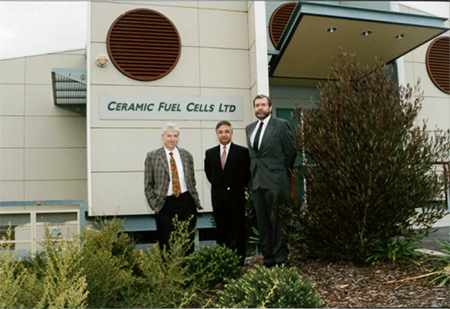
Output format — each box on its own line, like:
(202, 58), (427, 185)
(0, 227), (39, 309)
(431, 238), (450, 286)
(218, 265), (323, 308)
(131, 217), (203, 308)
(245, 185), (259, 255)
(187, 244), (241, 288)
(2, 215), (333, 308)
(366, 236), (424, 265)
(289, 53), (450, 262)
(80, 217), (137, 308)
(1, 225), (88, 309)
(36, 229), (88, 308)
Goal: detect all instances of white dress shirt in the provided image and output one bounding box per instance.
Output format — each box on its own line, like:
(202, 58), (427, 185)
(220, 142), (230, 161)
(164, 147), (188, 196)
(250, 115), (271, 150)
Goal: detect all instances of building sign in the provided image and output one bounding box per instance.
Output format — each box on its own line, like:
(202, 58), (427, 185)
(100, 94), (243, 120)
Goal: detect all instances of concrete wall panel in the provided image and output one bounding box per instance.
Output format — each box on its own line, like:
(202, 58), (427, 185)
(24, 180), (87, 202)
(90, 171), (150, 215)
(25, 117), (86, 148)
(24, 149), (87, 180)
(0, 182), (24, 201)
(0, 149), (24, 181)
(0, 58), (25, 84)
(199, 9), (248, 49)
(1, 116), (24, 147)
(0, 85), (25, 115)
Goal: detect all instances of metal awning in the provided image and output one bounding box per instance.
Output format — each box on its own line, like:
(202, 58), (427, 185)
(269, 2), (449, 86)
(51, 68), (87, 115)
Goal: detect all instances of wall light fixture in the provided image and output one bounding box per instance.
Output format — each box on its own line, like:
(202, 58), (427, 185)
(95, 55), (109, 68)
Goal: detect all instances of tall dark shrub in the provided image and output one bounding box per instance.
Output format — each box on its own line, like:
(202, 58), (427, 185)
(290, 53), (450, 262)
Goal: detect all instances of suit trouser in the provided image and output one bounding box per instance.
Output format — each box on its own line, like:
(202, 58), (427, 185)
(211, 188), (247, 265)
(253, 188), (289, 266)
(156, 191), (197, 253)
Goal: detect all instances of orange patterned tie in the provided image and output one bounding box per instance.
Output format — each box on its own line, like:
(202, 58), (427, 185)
(169, 152), (181, 198)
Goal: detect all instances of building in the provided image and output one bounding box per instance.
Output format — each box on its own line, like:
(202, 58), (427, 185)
(1, 1), (449, 250)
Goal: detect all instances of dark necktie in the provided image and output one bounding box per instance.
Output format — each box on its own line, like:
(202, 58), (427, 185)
(221, 146), (226, 170)
(169, 152), (181, 198)
(253, 122), (264, 152)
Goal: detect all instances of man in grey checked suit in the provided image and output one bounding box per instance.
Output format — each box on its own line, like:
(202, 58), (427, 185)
(246, 94), (297, 267)
(144, 123), (202, 252)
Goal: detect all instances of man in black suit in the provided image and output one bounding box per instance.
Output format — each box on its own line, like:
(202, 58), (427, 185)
(246, 94), (297, 267)
(205, 121), (250, 264)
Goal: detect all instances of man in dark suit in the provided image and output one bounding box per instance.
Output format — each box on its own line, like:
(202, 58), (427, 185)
(145, 123), (202, 253)
(205, 121), (250, 264)
(246, 94), (297, 267)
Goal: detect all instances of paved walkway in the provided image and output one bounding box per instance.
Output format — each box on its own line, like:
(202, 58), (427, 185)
(416, 213), (449, 252)
(419, 226), (449, 252)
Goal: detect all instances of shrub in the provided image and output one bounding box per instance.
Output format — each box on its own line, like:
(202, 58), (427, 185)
(187, 244), (241, 287)
(366, 236), (424, 265)
(245, 185), (259, 255)
(1, 224), (87, 309)
(132, 216), (203, 308)
(289, 53), (450, 262)
(36, 226), (88, 309)
(218, 265), (323, 308)
(0, 227), (39, 309)
(80, 217), (137, 308)
(431, 238), (450, 286)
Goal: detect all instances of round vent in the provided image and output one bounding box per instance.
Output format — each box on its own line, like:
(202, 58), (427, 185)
(107, 9), (181, 81)
(269, 2), (296, 47)
(426, 36), (449, 94)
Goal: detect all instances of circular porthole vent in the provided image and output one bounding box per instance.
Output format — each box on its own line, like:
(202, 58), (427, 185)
(426, 36), (449, 94)
(107, 8), (181, 81)
(269, 2), (297, 48)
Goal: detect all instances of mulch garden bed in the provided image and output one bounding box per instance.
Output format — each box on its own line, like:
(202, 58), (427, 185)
(244, 254), (449, 308)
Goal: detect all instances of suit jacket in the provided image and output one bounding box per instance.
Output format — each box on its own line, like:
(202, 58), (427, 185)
(144, 147), (202, 213)
(246, 117), (297, 190)
(204, 142), (251, 194)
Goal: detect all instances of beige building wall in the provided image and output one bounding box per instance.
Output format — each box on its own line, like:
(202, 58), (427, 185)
(0, 50), (87, 202)
(398, 4), (450, 225)
(88, 1), (259, 216)
(398, 4), (450, 131)
(2, 1), (447, 222)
